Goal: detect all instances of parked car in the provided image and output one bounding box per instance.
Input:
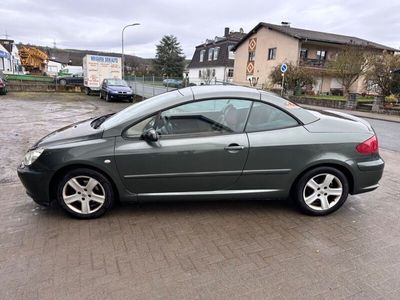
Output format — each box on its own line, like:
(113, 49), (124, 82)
(17, 86), (384, 219)
(56, 72), (84, 86)
(99, 79), (133, 102)
(0, 77), (7, 95)
(163, 78), (183, 88)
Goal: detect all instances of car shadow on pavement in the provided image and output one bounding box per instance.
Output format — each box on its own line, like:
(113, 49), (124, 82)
(110, 198), (298, 218)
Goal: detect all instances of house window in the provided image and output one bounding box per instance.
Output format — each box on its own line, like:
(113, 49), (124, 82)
(199, 70), (202, 78)
(213, 47), (219, 60)
(228, 45), (235, 59)
(208, 48), (213, 61)
(199, 50), (205, 62)
(268, 48), (277, 60)
(317, 50), (327, 60)
(248, 51), (255, 62)
(227, 68), (234, 78)
(300, 48), (308, 60)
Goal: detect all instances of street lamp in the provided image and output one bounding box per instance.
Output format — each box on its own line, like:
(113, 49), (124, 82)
(122, 22), (140, 79)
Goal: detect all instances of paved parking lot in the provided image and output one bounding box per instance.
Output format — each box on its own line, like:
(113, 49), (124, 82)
(1, 92), (400, 299)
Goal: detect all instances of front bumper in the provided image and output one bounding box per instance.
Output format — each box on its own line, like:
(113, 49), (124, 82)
(109, 92), (133, 99)
(352, 157), (385, 194)
(17, 164), (54, 206)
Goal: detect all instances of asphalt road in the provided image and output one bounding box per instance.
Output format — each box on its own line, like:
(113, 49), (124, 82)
(365, 118), (400, 152)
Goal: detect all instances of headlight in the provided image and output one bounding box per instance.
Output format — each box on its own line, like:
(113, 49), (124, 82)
(23, 148), (44, 166)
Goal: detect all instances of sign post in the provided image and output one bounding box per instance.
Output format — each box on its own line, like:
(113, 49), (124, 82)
(280, 63), (288, 96)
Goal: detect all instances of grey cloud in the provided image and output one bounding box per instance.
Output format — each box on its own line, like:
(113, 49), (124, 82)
(1, 0), (399, 58)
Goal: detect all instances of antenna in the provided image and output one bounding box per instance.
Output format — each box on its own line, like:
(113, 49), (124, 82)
(3, 30), (10, 39)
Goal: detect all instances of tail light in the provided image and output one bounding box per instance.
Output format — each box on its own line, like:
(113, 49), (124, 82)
(356, 135), (379, 154)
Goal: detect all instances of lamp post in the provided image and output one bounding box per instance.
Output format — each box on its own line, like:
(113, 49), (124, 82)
(122, 23), (140, 79)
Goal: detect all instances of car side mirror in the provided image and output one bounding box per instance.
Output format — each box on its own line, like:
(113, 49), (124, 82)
(142, 128), (159, 142)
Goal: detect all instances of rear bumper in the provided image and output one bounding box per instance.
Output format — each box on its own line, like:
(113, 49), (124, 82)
(17, 164), (53, 206)
(351, 157), (384, 194)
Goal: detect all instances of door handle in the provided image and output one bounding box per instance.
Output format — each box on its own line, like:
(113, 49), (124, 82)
(224, 144), (245, 151)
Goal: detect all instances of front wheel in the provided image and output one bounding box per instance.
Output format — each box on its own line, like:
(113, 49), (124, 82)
(57, 168), (114, 219)
(293, 167), (349, 216)
(105, 93), (111, 102)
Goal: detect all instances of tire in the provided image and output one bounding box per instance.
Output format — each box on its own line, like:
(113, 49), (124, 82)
(293, 166), (349, 216)
(105, 93), (111, 102)
(99, 91), (103, 99)
(59, 79), (67, 86)
(57, 168), (114, 219)
(85, 87), (91, 95)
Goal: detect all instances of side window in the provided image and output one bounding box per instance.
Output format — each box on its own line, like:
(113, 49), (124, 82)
(157, 99), (252, 136)
(125, 115), (157, 137)
(246, 102), (299, 132)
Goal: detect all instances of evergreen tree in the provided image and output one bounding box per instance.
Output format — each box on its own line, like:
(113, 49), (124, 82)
(153, 35), (185, 77)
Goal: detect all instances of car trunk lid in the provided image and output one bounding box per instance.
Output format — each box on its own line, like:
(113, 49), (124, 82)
(304, 109), (373, 133)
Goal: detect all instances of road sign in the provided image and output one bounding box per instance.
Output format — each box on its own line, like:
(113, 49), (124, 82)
(280, 63), (288, 73)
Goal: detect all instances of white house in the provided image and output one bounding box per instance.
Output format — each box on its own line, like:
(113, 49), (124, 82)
(0, 39), (23, 74)
(0, 44), (11, 72)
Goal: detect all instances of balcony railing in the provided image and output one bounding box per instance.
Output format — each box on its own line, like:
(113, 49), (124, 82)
(299, 58), (328, 68)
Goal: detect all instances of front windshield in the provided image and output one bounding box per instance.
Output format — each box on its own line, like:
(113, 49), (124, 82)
(102, 90), (184, 129)
(107, 79), (128, 86)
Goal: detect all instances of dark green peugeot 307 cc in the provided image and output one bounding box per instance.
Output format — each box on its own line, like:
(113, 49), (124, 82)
(18, 86), (384, 219)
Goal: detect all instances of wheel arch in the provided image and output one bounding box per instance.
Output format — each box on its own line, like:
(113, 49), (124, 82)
(290, 162), (355, 196)
(49, 163), (120, 203)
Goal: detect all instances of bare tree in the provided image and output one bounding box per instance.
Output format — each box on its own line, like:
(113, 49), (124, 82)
(329, 46), (369, 95)
(201, 68), (214, 85)
(270, 63), (315, 93)
(365, 53), (400, 96)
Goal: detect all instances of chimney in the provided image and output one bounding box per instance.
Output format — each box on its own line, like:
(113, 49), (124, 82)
(224, 27), (230, 37)
(281, 22), (291, 27)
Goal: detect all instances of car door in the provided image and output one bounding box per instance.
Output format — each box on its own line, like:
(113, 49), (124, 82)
(114, 98), (253, 194)
(236, 101), (311, 195)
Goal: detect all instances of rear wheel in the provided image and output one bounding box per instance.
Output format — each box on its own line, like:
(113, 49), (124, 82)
(57, 168), (114, 219)
(294, 167), (349, 216)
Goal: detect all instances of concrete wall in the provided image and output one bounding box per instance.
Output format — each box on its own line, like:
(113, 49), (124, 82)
(188, 66), (234, 85)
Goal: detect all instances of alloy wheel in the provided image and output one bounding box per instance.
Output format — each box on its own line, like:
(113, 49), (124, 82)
(302, 173), (343, 211)
(62, 176), (106, 215)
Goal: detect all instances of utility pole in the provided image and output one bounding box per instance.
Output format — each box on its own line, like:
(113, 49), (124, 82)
(121, 23), (140, 79)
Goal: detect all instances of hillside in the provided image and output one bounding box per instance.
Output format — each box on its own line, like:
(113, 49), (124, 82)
(18, 43), (153, 70)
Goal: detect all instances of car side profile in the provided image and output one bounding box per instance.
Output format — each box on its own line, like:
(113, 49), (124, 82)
(17, 86), (384, 219)
(56, 72), (84, 86)
(99, 79), (134, 102)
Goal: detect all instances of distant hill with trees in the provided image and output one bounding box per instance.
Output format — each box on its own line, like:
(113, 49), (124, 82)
(18, 43), (153, 76)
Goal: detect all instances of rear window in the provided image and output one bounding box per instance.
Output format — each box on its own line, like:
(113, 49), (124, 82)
(246, 102), (299, 132)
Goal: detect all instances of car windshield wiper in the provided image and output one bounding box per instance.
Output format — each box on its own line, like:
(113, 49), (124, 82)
(91, 113), (114, 129)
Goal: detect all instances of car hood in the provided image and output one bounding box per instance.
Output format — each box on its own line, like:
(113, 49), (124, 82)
(33, 118), (103, 148)
(305, 109), (373, 133)
(108, 86), (132, 92)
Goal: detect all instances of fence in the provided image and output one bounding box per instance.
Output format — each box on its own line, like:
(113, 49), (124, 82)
(125, 75), (237, 98)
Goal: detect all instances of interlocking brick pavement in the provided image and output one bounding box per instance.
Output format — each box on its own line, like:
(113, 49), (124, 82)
(0, 93), (400, 299)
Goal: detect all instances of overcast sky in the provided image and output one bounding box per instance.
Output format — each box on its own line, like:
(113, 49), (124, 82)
(1, 0), (399, 59)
